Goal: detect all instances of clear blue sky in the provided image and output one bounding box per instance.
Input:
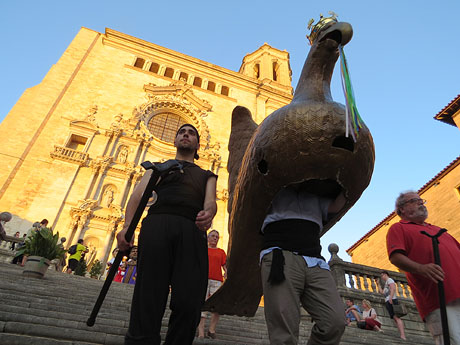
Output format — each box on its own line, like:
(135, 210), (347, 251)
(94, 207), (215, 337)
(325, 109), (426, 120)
(1, 1), (459, 260)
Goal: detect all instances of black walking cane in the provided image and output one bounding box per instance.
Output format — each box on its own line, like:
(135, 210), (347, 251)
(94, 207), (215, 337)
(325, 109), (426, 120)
(86, 160), (183, 327)
(421, 228), (450, 345)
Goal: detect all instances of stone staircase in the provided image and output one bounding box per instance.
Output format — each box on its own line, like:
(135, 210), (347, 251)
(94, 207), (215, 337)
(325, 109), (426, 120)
(0, 262), (434, 345)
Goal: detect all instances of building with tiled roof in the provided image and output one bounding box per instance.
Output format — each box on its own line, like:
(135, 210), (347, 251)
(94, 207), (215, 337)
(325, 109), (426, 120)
(347, 95), (460, 271)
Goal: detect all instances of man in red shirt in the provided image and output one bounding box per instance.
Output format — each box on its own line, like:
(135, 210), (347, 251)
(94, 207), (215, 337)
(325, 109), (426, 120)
(197, 230), (226, 339)
(387, 191), (460, 344)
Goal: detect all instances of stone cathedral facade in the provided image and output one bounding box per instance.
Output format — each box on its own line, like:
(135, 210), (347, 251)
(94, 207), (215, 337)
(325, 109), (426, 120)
(0, 27), (293, 266)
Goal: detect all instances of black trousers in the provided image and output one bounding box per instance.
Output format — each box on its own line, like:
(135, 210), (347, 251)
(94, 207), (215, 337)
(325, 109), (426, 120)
(125, 214), (208, 345)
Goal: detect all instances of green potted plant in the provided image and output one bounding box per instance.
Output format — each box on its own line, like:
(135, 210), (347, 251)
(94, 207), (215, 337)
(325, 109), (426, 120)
(89, 259), (103, 279)
(17, 227), (66, 278)
(75, 259), (87, 276)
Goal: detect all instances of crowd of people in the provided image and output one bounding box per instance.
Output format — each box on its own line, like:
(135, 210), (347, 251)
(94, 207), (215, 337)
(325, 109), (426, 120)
(112, 246), (138, 284)
(4, 218), (93, 276)
(3, 215), (139, 282)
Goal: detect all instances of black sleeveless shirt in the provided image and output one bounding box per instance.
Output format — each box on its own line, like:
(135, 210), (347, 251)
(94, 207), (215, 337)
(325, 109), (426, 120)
(147, 160), (217, 221)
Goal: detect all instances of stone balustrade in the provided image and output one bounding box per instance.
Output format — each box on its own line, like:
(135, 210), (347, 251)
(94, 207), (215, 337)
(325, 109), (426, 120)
(327, 243), (428, 335)
(50, 145), (89, 164)
(328, 243), (413, 299)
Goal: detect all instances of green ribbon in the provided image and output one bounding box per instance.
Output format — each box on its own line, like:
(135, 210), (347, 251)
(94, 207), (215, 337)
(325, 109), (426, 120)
(339, 45), (363, 142)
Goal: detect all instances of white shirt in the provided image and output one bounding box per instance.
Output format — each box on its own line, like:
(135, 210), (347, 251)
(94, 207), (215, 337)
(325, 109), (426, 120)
(261, 186), (330, 232)
(383, 278), (397, 302)
(363, 308), (381, 323)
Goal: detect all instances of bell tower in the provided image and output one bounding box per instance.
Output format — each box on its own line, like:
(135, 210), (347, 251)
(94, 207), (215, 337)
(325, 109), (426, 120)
(239, 43), (292, 88)
(239, 43), (293, 121)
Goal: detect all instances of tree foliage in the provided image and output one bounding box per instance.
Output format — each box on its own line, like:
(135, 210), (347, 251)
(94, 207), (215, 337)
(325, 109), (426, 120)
(89, 259), (103, 278)
(75, 260), (87, 276)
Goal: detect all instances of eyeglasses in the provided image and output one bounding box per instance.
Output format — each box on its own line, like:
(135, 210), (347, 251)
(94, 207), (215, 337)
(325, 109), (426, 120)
(403, 198), (426, 205)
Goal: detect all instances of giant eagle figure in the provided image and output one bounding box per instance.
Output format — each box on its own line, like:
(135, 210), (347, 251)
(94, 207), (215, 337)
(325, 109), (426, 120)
(205, 15), (375, 316)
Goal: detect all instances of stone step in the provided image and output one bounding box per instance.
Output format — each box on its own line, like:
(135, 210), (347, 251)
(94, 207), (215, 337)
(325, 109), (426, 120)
(0, 331), (95, 345)
(0, 262), (435, 345)
(0, 304), (433, 345)
(0, 321), (124, 345)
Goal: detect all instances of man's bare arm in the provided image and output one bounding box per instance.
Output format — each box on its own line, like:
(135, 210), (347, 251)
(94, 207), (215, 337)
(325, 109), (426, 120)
(223, 263), (227, 279)
(388, 281), (396, 303)
(328, 191), (346, 214)
(116, 170), (153, 251)
(389, 252), (444, 283)
(195, 176), (217, 231)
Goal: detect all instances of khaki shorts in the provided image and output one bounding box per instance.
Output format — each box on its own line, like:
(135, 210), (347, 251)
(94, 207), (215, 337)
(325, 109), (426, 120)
(201, 279), (222, 317)
(425, 298), (460, 345)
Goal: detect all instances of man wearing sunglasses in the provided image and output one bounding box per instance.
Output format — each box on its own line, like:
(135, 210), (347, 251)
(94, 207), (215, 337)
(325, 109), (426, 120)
(387, 191), (460, 344)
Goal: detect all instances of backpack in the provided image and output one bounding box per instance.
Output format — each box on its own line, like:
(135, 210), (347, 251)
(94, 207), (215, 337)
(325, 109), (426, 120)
(68, 244), (77, 255)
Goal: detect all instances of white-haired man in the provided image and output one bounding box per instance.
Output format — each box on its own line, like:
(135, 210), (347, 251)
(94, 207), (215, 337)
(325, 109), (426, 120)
(387, 191), (460, 344)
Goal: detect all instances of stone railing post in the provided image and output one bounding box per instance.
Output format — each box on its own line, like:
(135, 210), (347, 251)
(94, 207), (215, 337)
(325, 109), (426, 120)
(328, 243), (347, 288)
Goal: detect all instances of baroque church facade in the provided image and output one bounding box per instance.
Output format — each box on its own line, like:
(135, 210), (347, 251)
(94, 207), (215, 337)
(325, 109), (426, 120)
(0, 27), (293, 267)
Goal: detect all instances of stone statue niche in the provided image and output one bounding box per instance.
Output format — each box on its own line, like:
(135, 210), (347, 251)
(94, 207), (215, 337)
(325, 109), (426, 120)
(84, 236), (100, 267)
(204, 17), (375, 317)
(100, 185), (116, 208)
(116, 145), (129, 164)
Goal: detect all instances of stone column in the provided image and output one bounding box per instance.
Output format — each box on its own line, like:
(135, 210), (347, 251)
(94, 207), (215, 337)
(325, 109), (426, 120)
(90, 164), (108, 200)
(83, 164), (100, 199)
(108, 130), (122, 157)
(133, 139), (144, 166)
(140, 142), (151, 164)
(127, 173), (142, 203)
(172, 70), (180, 80)
(66, 215), (79, 247)
(100, 219), (117, 266)
(73, 214), (88, 242)
(116, 172), (132, 206)
(103, 130), (115, 156)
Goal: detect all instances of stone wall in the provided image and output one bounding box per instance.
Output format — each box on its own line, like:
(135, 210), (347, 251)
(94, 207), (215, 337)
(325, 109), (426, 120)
(348, 157), (460, 271)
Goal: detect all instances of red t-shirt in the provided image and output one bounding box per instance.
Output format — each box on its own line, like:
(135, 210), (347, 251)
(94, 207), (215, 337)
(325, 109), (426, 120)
(208, 247), (226, 282)
(387, 220), (460, 320)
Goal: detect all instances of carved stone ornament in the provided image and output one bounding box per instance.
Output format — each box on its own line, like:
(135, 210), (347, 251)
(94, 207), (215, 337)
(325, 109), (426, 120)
(99, 156), (113, 166)
(205, 19), (375, 317)
(201, 141), (222, 164)
(216, 189), (229, 202)
(78, 199), (98, 211)
(84, 105), (99, 127)
(108, 204), (123, 220)
(136, 82), (213, 144)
